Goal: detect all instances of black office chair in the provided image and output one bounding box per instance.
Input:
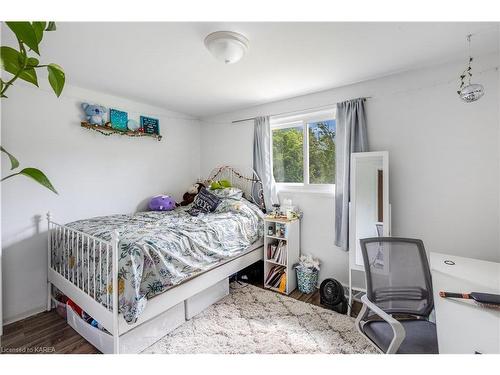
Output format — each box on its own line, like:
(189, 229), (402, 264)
(355, 237), (439, 354)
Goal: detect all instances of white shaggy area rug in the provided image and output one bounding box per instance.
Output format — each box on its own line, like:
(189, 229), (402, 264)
(143, 283), (377, 354)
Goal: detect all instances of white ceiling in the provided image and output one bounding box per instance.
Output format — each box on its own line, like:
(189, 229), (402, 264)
(3, 22), (499, 117)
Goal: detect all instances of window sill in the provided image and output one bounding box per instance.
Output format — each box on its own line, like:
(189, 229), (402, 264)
(276, 184), (335, 198)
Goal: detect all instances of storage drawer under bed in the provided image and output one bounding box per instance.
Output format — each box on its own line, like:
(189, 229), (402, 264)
(184, 278), (229, 320)
(67, 301), (186, 354)
(67, 304), (114, 354)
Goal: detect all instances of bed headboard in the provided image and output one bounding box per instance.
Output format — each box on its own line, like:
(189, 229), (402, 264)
(206, 166), (265, 212)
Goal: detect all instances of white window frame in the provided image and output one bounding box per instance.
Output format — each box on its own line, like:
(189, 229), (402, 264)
(270, 108), (336, 195)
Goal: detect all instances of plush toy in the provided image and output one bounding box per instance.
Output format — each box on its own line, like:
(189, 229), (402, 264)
(210, 179), (232, 190)
(149, 195), (176, 211)
(180, 182), (205, 206)
(81, 103), (107, 126)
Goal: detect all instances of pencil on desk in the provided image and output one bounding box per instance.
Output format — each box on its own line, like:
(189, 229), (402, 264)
(439, 291), (500, 306)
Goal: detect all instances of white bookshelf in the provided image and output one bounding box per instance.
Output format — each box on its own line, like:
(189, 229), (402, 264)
(263, 217), (300, 295)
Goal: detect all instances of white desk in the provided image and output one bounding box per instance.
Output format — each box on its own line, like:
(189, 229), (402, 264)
(430, 252), (500, 354)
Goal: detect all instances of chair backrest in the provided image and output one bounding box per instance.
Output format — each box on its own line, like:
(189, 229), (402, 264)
(359, 237), (434, 317)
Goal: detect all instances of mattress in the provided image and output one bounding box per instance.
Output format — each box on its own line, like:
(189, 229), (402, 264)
(52, 197), (264, 323)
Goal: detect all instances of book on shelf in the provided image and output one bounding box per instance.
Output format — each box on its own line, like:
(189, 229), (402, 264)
(278, 273), (287, 292)
(265, 265), (287, 289)
(267, 240), (287, 265)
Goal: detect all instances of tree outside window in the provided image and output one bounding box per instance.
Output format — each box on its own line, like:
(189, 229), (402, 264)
(271, 112), (335, 189)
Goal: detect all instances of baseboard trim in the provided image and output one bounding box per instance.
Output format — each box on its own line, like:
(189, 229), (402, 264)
(3, 305), (47, 326)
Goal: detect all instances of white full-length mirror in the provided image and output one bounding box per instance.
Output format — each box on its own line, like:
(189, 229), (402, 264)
(348, 151), (390, 314)
(350, 151), (390, 269)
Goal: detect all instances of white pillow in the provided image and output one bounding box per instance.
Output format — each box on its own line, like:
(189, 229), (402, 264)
(208, 187), (243, 200)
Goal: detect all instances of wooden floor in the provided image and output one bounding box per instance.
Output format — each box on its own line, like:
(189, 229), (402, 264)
(1, 281), (359, 354)
(1, 309), (100, 354)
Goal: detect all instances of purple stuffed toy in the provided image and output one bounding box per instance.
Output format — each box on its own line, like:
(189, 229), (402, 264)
(149, 195), (176, 211)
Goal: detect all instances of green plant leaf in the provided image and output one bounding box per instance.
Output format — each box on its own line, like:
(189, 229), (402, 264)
(1, 46), (23, 72)
(47, 63), (65, 97)
(0, 47), (39, 86)
(45, 22), (56, 31)
(27, 57), (39, 67)
(6, 22), (40, 55)
(18, 168), (58, 194)
(20, 67), (39, 86)
(0, 146), (20, 170)
(32, 22), (46, 43)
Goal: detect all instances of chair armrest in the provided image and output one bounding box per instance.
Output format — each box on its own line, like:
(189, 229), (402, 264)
(360, 295), (406, 354)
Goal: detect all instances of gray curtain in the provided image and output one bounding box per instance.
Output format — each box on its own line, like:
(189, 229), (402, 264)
(334, 98), (368, 251)
(253, 116), (278, 211)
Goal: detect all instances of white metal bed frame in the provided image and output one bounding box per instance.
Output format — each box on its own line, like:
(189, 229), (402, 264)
(46, 166), (265, 354)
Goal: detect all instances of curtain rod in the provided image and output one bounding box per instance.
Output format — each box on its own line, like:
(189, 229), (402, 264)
(231, 97), (371, 124)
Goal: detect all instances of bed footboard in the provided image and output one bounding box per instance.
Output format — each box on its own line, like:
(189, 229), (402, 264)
(46, 212), (120, 353)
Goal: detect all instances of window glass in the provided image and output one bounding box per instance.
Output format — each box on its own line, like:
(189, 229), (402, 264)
(308, 120), (336, 184)
(272, 126), (304, 183)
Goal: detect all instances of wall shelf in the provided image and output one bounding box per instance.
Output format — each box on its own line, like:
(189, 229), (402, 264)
(80, 122), (162, 141)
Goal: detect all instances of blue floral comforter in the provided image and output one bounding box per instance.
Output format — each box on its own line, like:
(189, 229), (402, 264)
(54, 197), (264, 323)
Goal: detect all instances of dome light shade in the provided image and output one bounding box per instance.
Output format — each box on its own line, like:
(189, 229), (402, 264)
(204, 31), (249, 64)
(458, 83), (485, 103)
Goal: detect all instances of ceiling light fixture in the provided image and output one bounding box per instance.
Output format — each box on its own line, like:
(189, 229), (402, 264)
(204, 31), (249, 64)
(457, 34), (484, 103)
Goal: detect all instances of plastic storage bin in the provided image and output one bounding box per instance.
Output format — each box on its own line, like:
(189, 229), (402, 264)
(66, 304), (113, 354)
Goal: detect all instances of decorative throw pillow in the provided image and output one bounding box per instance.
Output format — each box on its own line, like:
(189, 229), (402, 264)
(209, 187), (243, 200)
(188, 187), (221, 216)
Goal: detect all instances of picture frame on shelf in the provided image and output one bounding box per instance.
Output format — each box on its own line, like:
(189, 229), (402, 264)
(109, 108), (128, 131)
(140, 115), (160, 135)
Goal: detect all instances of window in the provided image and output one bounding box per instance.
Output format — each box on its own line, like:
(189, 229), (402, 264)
(271, 109), (336, 192)
(272, 124), (304, 183)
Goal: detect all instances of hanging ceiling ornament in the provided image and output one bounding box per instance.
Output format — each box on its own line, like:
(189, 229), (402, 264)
(457, 34), (485, 103)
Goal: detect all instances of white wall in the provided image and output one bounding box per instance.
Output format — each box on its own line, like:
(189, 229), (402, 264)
(1, 83), (201, 323)
(200, 53), (500, 287)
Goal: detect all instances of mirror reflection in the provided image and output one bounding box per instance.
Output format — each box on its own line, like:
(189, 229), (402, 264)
(354, 157), (385, 267)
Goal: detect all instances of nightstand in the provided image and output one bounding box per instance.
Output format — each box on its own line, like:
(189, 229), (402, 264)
(263, 217), (300, 295)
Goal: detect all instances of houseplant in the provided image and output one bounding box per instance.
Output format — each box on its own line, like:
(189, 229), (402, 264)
(1, 21), (65, 194)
